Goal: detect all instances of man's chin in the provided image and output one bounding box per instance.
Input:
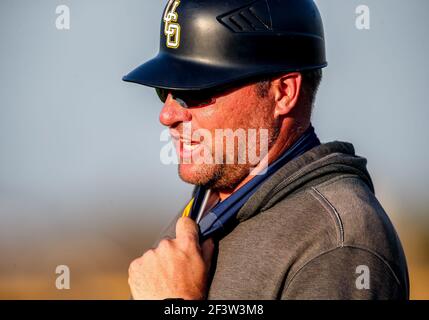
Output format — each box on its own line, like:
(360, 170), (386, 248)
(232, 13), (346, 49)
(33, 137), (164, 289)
(178, 162), (250, 191)
(178, 163), (220, 186)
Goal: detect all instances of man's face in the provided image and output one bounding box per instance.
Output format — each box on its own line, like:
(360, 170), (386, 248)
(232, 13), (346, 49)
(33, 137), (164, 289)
(159, 82), (279, 191)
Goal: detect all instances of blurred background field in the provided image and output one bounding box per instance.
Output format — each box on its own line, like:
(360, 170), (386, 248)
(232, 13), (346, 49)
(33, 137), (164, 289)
(0, 206), (428, 299)
(0, 0), (428, 299)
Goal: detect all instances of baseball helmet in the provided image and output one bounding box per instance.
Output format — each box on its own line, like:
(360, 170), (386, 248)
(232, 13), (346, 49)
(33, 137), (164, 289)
(123, 0), (327, 91)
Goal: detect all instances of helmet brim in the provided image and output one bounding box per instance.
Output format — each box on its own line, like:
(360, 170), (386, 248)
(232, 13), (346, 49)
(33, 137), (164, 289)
(122, 52), (327, 91)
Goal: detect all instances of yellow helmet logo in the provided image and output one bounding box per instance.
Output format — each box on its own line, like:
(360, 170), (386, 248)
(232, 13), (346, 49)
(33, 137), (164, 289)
(163, 0), (181, 49)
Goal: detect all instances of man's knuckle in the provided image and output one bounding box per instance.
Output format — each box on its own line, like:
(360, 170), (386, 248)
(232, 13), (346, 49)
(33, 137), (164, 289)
(129, 258), (141, 273)
(158, 239), (173, 250)
(142, 248), (155, 259)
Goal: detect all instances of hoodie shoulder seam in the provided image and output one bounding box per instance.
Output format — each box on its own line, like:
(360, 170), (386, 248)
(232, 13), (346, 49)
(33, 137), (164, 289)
(310, 186), (345, 246)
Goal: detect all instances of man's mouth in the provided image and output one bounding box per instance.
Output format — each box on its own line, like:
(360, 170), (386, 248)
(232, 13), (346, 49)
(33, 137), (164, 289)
(170, 134), (204, 160)
(181, 139), (200, 152)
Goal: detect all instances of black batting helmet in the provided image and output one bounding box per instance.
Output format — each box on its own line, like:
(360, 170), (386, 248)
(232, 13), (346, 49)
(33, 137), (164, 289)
(123, 0), (327, 91)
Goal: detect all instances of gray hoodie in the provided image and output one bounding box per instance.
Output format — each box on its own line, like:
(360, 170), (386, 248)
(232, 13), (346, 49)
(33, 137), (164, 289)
(155, 141), (409, 300)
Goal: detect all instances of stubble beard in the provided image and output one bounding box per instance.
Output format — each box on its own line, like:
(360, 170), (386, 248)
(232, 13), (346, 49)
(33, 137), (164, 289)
(178, 161), (250, 190)
(178, 123), (280, 192)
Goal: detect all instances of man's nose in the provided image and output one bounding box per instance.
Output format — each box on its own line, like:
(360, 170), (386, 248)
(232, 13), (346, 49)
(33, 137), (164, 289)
(159, 95), (192, 127)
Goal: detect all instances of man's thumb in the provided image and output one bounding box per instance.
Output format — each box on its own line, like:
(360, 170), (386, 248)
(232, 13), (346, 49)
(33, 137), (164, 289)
(175, 217), (199, 244)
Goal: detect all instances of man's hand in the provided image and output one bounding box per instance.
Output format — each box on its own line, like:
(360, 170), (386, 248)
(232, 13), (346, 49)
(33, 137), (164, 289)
(128, 217), (215, 300)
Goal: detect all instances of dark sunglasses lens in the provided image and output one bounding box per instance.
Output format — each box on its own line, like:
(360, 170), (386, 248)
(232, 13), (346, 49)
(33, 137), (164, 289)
(174, 91), (214, 107)
(155, 88), (218, 107)
(155, 88), (169, 103)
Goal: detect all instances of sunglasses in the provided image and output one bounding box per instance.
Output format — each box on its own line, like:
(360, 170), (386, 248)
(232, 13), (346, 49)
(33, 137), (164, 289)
(155, 74), (276, 108)
(156, 87), (221, 108)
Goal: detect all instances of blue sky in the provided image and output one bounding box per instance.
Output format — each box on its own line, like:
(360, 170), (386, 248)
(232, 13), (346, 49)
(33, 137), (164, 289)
(0, 0), (428, 236)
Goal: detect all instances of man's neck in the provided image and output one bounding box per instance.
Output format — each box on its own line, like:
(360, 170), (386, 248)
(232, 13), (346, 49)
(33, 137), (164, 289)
(217, 124), (308, 202)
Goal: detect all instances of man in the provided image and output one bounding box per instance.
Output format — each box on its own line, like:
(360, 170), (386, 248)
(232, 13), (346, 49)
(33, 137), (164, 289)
(123, 0), (409, 299)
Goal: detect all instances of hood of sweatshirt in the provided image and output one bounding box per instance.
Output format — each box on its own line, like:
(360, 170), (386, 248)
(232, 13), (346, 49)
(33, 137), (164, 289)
(235, 141), (374, 223)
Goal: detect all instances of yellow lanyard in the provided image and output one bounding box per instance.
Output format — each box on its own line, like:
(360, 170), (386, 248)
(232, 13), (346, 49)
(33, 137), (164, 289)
(181, 197), (194, 218)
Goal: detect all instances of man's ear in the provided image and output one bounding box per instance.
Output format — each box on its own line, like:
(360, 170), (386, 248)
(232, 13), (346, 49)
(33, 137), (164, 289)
(271, 72), (302, 119)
